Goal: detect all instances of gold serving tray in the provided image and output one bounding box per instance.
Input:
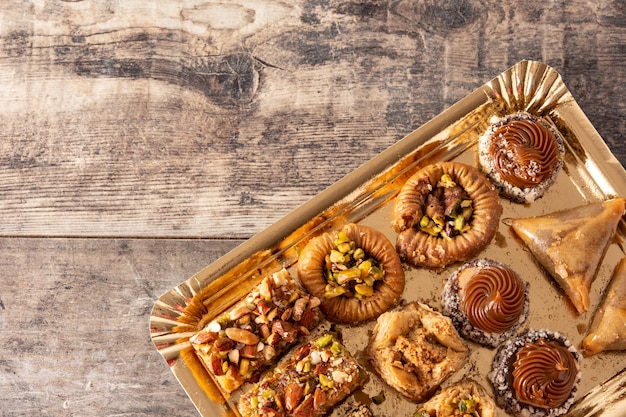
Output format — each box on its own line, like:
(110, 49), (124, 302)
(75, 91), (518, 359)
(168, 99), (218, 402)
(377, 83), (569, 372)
(150, 60), (626, 417)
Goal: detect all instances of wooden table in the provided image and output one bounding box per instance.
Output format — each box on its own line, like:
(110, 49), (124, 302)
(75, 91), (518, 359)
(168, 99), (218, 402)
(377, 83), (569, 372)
(2, 1), (626, 416)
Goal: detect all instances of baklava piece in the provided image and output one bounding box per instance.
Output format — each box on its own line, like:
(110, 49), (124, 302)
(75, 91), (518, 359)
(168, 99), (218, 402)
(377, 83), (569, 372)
(392, 162), (502, 269)
(297, 223), (405, 324)
(189, 269), (323, 394)
(581, 257), (626, 356)
(238, 333), (368, 417)
(442, 258), (529, 347)
(478, 112), (565, 203)
(367, 302), (468, 402)
(510, 197), (626, 314)
(490, 329), (581, 417)
(414, 380), (497, 417)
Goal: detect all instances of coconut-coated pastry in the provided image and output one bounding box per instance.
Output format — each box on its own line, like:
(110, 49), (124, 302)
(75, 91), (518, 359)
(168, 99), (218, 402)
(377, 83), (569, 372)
(478, 112), (565, 203)
(442, 258), (529, 347)
(490, 329), (581, 417)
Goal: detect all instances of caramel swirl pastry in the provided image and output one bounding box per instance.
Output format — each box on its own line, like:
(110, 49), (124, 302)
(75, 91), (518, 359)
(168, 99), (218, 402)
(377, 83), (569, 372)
(189, 269), (323, 394)
(490, 329), (581, 417)
(297, 223), (405, 323)
(392, 161), (502, 269)
(442, 258), (530, 347)
(238, 333), (367, 417)
(478, 112), (565, 203)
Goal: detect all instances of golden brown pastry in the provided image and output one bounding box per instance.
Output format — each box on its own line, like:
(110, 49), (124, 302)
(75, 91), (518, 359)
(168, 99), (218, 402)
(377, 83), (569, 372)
(393, 162), (502, 269)
(510, 198), (626, 314)
(414, 380), (496, 417)
(189, 269), (323, 394)
(238, 333), (367, 417)
(581, 257), (626, 356)
(367, 302), (468, 402)
(297, 223), (405, 323)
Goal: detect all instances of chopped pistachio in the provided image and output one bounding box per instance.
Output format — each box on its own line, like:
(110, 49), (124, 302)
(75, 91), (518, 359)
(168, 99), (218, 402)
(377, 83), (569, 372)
(330, 249), (347, 264)
(315, 334), (333, 348)
(319, 374), (334, 389)
(355, 283), (374, 297)
(324, 285), (347, 299)
(371, 390), (386, 404)
(335, 268), (361, 284)
(336, 241), (352, 254)
(240, 358), (250, 376)
(437, 173), (456, 188)
(454, 215), (465, 231)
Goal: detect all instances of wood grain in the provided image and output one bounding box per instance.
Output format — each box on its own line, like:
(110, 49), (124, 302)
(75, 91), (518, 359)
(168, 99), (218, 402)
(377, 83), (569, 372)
(0, 0), (624, 238)
(2, 0), (626, 416)
(0, 237), (240, 416)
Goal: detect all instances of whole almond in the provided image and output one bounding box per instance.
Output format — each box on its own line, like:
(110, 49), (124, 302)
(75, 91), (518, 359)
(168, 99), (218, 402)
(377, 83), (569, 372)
(225, 327), (260, 345)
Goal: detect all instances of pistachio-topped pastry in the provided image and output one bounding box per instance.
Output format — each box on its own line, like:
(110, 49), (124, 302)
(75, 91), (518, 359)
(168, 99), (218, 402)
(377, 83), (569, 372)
(478, 112), (565, 203)
(393, 162), (502, 269)
(512, 339), (579, 408)
(490, 329), (581, 417)
(442, 258), (529, 347)
(414, 380), (496, 417)
(238, 334), (368, 417)
(189, 269), (323, 394)
(297, 223), (405, 323)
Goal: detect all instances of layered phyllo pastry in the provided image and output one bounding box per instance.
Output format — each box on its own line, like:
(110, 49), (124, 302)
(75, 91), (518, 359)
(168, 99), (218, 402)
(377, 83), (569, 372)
(297, 223), (405, 323)
(581, 257), (626, 356)
(413, 380), (496, 417)
(189, 269), (323, 394)
(238, 333), (368, 417)
(442, 258), (530, 347)
(490, 329), (581, 417)
(510, 198), (626, 314)
(478, 112), (565, 203)
(367, 302), (468, 402)
(392, 162), (502, 269)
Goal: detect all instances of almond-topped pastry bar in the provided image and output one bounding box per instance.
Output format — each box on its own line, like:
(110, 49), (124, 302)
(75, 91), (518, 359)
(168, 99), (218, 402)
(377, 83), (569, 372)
(238, 333), (368, 417)
(189, 269), (323, 394)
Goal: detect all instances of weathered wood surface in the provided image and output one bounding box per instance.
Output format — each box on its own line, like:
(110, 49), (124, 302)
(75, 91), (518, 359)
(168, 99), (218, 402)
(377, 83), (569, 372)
(2, 0), (626, 416)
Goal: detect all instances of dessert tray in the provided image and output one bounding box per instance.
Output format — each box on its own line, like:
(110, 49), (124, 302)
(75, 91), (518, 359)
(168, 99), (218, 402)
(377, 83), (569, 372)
(150, 60), (626, 417)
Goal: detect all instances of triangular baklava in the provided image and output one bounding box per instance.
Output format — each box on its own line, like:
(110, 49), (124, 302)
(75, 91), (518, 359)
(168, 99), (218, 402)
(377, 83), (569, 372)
(581, 257), (626, 356)
(510, 198), (625, 314)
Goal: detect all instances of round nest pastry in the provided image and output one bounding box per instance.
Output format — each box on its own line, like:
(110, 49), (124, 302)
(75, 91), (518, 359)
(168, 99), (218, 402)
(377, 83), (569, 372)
(442, 258), (530, 348)
(478, 112), (565, 204)
(296, 223), (405, 323)
(392, 161), (502, 269)
(489, 329), (582, 417)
